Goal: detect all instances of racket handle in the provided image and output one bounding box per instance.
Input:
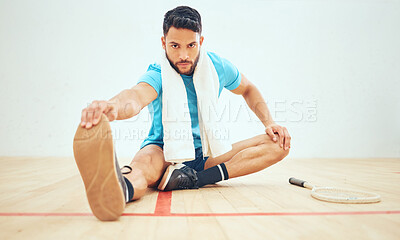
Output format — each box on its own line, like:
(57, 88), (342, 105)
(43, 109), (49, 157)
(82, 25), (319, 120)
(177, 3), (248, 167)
(289, 177), (313, 189)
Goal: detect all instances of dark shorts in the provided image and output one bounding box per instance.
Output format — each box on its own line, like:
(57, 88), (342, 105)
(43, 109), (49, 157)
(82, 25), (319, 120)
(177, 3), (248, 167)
(182, 147), (209, 172)
(141, 143), (209, 172)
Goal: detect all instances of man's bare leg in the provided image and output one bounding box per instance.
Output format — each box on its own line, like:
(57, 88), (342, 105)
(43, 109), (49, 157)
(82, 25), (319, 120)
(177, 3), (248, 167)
(157, 133), (290, 191)
(204, 133), (289, 178)
(123, 144), (170, 200)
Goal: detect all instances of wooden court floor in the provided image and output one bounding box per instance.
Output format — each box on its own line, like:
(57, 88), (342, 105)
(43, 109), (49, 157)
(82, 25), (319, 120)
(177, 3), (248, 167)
(0, 156), (399, 240)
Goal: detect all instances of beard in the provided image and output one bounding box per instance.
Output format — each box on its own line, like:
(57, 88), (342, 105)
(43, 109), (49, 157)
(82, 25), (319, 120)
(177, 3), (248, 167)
(165, 51), (200, 76)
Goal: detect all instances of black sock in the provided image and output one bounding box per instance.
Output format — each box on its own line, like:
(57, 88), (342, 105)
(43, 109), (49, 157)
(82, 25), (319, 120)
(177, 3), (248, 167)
(123, 176), (134, 202)
(197, 163), (229, 187)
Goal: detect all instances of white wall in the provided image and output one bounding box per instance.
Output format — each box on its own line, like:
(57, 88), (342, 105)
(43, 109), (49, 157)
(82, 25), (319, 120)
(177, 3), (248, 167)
(0, 0), (399, 158)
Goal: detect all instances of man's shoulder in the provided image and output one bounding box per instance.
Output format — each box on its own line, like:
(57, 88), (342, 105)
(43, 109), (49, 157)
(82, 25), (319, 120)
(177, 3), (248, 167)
(207, 51), (223, 65)
(141, 63), (162, 83)
(207, 51), (235, 71)
(138, 63), (162, 95)
(147, 63), (161, 73)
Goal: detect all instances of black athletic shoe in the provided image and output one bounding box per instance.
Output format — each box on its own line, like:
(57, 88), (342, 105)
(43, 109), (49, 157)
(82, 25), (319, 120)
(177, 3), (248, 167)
(158, 164), (199, 191)
(115, 152), (130, 203)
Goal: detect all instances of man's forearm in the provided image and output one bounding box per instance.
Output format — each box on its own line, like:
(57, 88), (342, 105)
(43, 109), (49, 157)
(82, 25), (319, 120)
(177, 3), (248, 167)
(242, 84), (275, 127)
(109, 89), (142, 120)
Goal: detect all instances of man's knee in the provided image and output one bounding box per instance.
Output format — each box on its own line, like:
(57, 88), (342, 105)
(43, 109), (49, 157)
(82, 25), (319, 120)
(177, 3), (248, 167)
(257, 134), (290, 162)
(256, 133), (283, 146)
(256, 134), (273, 145)
(133, 153), (153, 165)
(131, 149), (169, 186)
(133, 146), (162, 165)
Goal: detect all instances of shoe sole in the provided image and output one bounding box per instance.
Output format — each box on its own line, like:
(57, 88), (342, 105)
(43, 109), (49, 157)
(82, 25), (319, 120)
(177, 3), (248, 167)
(73, 114), (125, 221)
(157, 164), (182, 191)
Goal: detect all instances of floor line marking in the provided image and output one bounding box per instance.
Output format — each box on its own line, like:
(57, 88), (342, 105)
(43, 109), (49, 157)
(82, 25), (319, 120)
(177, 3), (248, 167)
(0, 211), (399, 217)
(2, 192), (399, 217)
(154, 191), (172, 215)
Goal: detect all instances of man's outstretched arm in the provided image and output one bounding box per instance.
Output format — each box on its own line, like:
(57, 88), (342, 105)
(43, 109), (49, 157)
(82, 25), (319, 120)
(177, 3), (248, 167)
(230, 73), (291, 150)
(80, 82), (158, 129)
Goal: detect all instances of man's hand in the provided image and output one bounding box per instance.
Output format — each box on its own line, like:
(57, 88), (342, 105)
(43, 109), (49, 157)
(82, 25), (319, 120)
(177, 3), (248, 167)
(265, 123), (291, 150)
(80, 100), (118, 129)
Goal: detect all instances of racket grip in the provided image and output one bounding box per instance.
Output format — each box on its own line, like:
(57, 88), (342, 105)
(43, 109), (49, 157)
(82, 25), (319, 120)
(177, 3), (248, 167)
(289, 178), (307, 188)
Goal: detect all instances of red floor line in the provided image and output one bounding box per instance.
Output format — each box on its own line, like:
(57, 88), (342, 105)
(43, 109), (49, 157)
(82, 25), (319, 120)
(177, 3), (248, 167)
(1, 211), (399, 217)
(0, 212), (94, 217)
(2, 192), (399, 217)
(154, 191), (172, 215)
(161, 210), (400, 217)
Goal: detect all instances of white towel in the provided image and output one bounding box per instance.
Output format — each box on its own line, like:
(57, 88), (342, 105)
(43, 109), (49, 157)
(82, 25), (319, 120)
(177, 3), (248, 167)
(161, 48), (232, 163)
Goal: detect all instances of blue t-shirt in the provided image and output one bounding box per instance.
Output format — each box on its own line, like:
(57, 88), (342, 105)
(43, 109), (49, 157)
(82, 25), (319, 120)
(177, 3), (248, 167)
(137, 52), (241, 150)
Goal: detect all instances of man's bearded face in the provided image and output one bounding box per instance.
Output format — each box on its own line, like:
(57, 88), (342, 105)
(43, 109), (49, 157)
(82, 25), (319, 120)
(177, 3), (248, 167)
(162, 27), (203, 76)
(165, 51), (200, 76)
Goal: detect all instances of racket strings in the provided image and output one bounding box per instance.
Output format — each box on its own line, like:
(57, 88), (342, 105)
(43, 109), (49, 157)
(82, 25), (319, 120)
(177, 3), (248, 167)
(311, 187), (381, 203)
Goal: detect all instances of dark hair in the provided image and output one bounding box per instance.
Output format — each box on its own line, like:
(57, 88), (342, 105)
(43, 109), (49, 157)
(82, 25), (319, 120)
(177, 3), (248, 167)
(163, 6), (202, 36)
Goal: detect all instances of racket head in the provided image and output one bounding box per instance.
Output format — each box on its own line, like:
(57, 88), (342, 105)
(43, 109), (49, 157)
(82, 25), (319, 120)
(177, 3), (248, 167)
(311, 187), (381, 204)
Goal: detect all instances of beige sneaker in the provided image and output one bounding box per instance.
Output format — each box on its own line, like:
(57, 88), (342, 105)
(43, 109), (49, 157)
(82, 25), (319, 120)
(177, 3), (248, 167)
(73, 114), (127, 221)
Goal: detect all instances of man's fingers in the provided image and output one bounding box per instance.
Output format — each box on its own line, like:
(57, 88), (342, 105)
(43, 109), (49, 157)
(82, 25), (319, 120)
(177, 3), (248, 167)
(85, 102), (99, 128)
(265, 127), (276, 141)
(105, 111), (117, 122)
(81, 109), (87, 126)
(283, 127), (291, 150)
(93, 101), (108, 125)
(105, 102), (118, 121)
(85, 109), (94, 128)
(105, 105), (118, 121)
(277, 128), (285, 148)
(79, 100), (116, 129)
(265, 124), (291, 149)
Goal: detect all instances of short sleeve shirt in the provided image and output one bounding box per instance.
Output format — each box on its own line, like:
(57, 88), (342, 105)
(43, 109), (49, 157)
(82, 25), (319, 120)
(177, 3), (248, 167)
(137, 51), (241, 150)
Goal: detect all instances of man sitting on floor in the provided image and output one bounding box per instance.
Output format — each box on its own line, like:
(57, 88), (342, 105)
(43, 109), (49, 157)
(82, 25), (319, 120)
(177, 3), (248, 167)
(73, 5), (291, 221)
